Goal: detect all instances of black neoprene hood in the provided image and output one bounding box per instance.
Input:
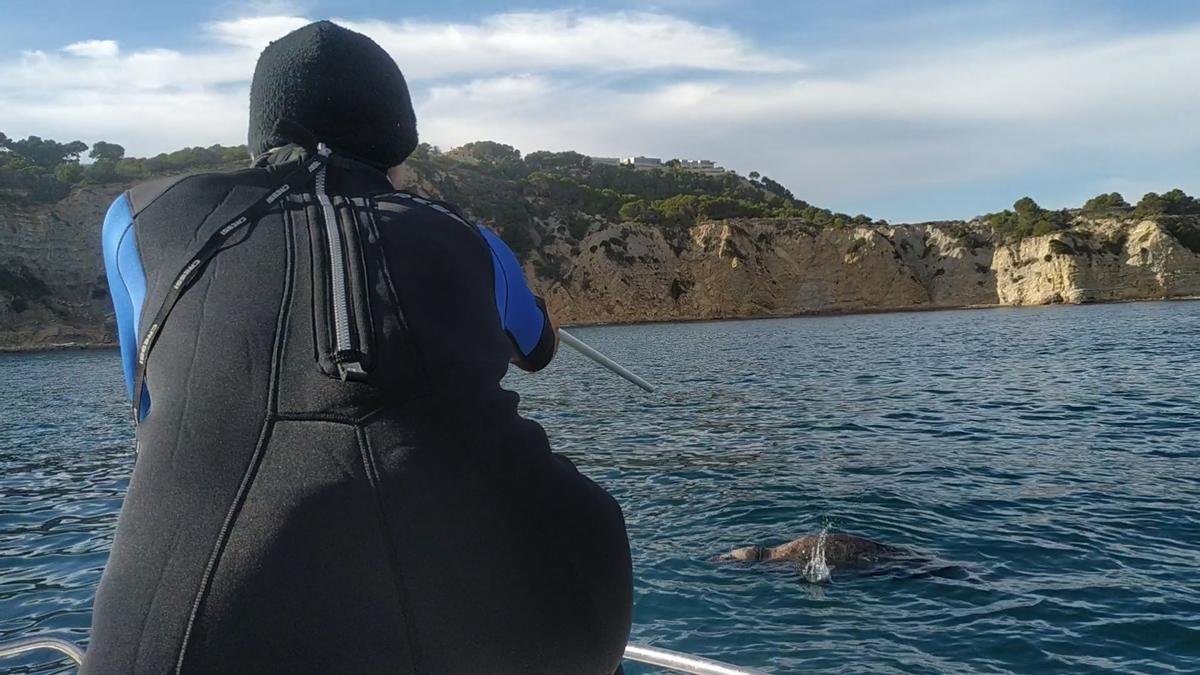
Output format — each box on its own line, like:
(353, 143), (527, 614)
(247, 20), (419, 170)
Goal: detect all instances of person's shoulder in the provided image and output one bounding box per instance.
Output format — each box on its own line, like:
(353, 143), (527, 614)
(126, 166), (270, 216)
(371, 190), (477, 231)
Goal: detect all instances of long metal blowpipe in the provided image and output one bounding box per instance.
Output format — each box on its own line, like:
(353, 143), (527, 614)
(558, 329), (654, 392)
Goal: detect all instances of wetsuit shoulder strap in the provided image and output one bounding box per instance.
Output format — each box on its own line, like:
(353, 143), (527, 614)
(373, 191), (479, 233)
(131, 146), (333, 424)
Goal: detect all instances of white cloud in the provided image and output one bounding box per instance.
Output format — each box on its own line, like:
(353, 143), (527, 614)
(6, 87), (248, 152)
(204, 11), (800, 78)
(419, 22), (1200, 216)
(0, 10), (795, 154)
(62, 39), (119, 59)
(207, 15), (310, 49)
(1, 9), (1197, 220)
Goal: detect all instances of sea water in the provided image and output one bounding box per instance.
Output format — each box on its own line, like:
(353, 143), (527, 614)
(2, 301), (1198, 673)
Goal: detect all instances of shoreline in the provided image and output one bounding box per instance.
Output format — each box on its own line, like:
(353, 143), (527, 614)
(560, 295), (1200, 330)
(2, 295), (1197, 354)
(558, 301), (1004, 329)
(0, 341), (118, 355)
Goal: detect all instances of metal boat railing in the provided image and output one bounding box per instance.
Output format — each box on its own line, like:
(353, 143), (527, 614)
(0, 635), (765, 674)
(0, 636), (85, 666)
(624, 644), (766, 674)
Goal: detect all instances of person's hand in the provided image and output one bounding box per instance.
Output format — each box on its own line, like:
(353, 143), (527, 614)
(510, 302), (558, 372)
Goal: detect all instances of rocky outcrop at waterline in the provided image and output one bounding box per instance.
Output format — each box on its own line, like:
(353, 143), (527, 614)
(533, 216), (1200, 324)
(2, 185), (1199, 351)
(0, 185), (126, 350)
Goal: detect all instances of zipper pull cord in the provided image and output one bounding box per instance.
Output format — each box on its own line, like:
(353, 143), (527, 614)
(312, 143), (367, 382)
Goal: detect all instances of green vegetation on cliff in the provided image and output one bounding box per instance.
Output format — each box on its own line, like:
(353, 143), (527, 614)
(1, 131), (246, 203)
(985, 190), (1200, 243)
(5, 131), (1199, 264)
(985, 197), (1072, 240)
(1133, 189), (1200, 218)
(1075, 189), (1200, 220)
(401, 142), (876, 262)
(2, 132), (866, 263)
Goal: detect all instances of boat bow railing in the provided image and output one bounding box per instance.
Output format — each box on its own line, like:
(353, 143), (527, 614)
(625, 644), (767, 674)
(0, 635), (767, 674)
(0, 636), (85, 666)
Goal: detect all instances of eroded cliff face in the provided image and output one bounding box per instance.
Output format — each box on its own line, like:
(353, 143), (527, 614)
(991, 220), (1200, 305)
(536, 217), (1200, 324)
(2, 183), (1199, 350)
(0, 185), (127, 349)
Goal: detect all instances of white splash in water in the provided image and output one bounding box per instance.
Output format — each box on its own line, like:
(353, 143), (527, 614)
(802, 526), (832, 583)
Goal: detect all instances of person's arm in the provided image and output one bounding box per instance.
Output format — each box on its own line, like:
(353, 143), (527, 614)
(102, 193), (151, 420)
(475, 224), (558, 372)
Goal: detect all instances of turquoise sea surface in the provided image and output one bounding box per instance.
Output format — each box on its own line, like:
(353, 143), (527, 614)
(2, 301), (1198, 673)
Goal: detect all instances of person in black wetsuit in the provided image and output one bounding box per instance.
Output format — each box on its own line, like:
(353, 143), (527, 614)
(86, 20), (632, 674)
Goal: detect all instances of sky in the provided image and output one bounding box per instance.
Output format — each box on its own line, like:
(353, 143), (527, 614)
(1, 0), (1198, 223)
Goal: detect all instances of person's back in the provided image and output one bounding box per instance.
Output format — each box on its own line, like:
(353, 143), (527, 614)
(85, 21), (632, 675)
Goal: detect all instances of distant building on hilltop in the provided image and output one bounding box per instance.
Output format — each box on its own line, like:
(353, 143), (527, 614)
(586, 154), (734, 175)
(622, 156), (663, 169)
(677, 159), (730, 175)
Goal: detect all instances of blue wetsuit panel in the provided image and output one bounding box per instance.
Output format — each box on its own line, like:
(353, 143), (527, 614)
(102, 193), (150, 419)
(475, 225), (547, 357)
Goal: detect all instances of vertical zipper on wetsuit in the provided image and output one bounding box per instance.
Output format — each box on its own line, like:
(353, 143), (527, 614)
(314, 152), (366, 381)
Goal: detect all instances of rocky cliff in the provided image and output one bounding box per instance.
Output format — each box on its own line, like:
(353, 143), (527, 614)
(2, 180), (1199, 351)
(0, 184), (127, 349)
(534, 216), (1200, 324)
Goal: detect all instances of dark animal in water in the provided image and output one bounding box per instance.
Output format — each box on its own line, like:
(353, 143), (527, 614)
(717, 533), (892, 569)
